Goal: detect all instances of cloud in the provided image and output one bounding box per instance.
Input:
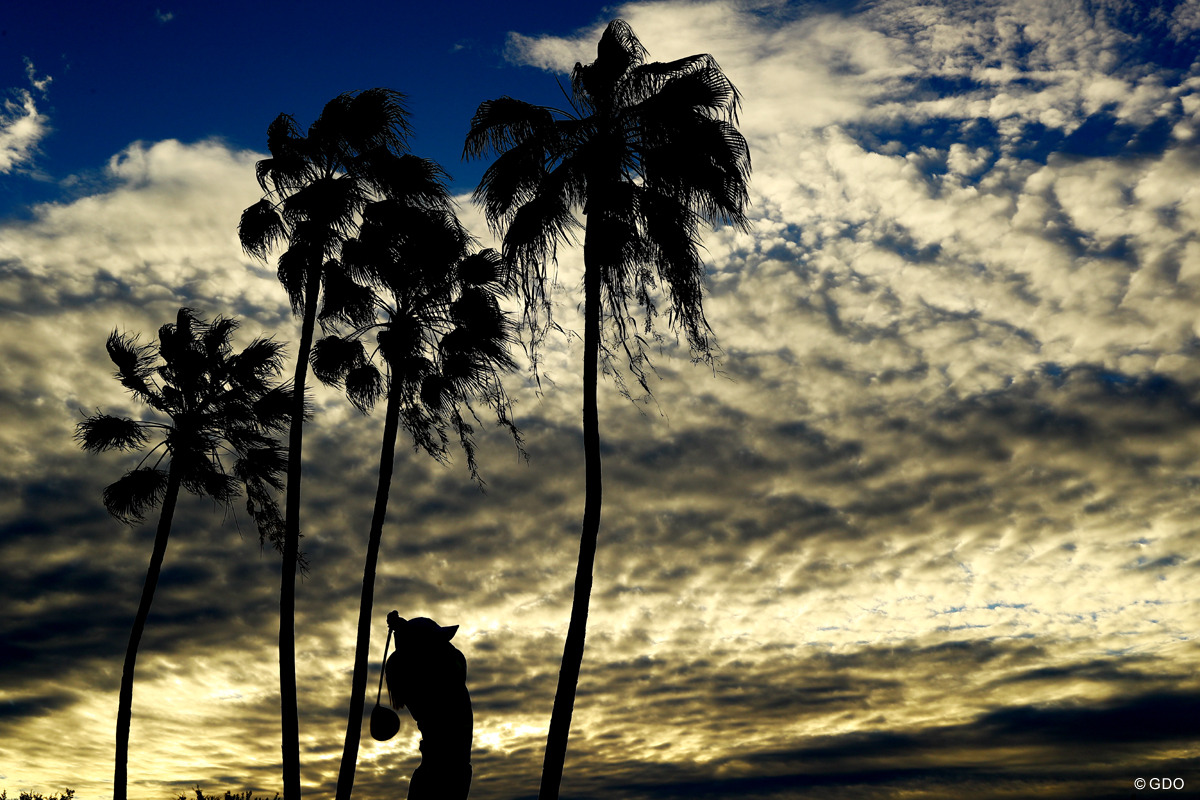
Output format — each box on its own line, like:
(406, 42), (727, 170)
(0, 60), (52, 175)
(23, 58), (51, 97)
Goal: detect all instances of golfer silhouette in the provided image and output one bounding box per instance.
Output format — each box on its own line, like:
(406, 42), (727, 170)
(372, 611), (473, 799)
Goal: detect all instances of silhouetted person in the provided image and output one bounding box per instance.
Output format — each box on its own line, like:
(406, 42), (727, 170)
(380, 612), (473, 799)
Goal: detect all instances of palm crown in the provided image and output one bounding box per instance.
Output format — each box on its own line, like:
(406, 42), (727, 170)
(465, 19), (751, 376)
(240, 89), (456, 330)
(76, 307), (289, 540)
(312, 201), (520, 478)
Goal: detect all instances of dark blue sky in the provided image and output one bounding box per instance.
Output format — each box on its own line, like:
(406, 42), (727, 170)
(1, 0), (604, 216)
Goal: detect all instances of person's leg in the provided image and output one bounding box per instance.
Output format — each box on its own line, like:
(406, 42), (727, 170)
(406, 763), (429, 800)
(406, 761), (471, 800)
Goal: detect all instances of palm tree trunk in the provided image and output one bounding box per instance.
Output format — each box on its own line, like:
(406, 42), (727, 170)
(335, 381), (403, 800)
(113, 462), (182, 800)
(281, 269), (321, 800)
(539, 224), (604, 800)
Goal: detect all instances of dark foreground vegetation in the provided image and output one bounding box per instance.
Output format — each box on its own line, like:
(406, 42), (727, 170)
(0, 790), (279, 800)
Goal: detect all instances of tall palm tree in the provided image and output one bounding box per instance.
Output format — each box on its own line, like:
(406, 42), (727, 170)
(464, 20), (751, 799)
(239, 88), (443, 799)
(75, 307), (289, 800)
(314, 192), (521, 800)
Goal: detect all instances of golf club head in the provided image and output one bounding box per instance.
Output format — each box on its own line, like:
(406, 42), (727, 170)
(370, 702), (401, 741)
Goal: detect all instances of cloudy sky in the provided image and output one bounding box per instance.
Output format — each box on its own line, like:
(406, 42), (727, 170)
(3, 0), (1200, 798)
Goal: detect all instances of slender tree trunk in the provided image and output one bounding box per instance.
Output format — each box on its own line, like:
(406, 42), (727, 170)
(539, 223), (604, 800)
(335, 382), (403, 800)
(281, 270), (321, 800)
(113, 462), (182, 800)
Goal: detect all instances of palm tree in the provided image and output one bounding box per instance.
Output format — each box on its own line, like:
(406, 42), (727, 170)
(464, 19), (751, 799)
(75, 308), (289, 800)
(314, 192), (521, 800)
(239, 88), (441, 799)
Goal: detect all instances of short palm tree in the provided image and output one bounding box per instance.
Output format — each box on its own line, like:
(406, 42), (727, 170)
(239, 88), (448, 799)
(75, 307), (289, 800)
(464, 19), (751, 799)
(314, 191), (521, 800)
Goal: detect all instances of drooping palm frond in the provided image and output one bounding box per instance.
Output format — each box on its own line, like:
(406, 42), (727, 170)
(344, 363), (386, 414)
(318, 267), (377, 330)
(102, 467), (170, 524)
(234, 443), (288, 493)
(244, 473), (286, 553)
(178, 456), (240, 505)
(239, 200), (288, 260)
(311, 334), (369, 387)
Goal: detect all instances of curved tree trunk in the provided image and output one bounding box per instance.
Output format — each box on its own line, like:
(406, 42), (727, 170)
(113, 462), (182, 800)
(281, 269), (322, 800)
(539, 222), (604, 800)
(335, 382), (403, 800)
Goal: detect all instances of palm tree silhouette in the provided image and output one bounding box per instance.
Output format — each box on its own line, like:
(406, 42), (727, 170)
(312, 175), (521, 800)
(75, 308), (289, 800)
(464, 19), (751, 799)
(238, 88), (432, 799)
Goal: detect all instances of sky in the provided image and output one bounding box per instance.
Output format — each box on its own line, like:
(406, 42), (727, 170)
(2, 0), (1200, 799)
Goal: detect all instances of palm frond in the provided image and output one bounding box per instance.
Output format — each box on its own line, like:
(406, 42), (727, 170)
(231, 337), (287, 382)
(476, 135), (552, 232)
(345, 363), (385, 414)
(75, 414), (149, 452)
(252, 385), (294, 434)
(266, 114), (304, 158)
(281, 174), (367, 234)
(102, 467), (169, 524)
(258, 114), (312, 194)
(274, 253), (310, 315)
(341, 88), (413, 155)
(234, 443), (288, 492)
(641, 114), (751, 229)
(203, 316), (238, 362)
(105, 330), (158, 398)
(244, 474), (286, 553)
(318, 268), (377, 330)
(399, 401), (449, 463)
(357, 152), (451, 207)
(311, 335), (369, 387)
(179, 456), (240, 504)
(456, 249), (508, 289)
(464, 97), (560, 160)
(238, 199), (287, 260)
(503, 182), (581, 274)
(573, 19), (647, 105)
(628, 56), (740, 120)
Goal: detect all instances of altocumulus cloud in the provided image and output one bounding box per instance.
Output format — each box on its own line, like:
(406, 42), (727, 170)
(3, 1), (1200, 799)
